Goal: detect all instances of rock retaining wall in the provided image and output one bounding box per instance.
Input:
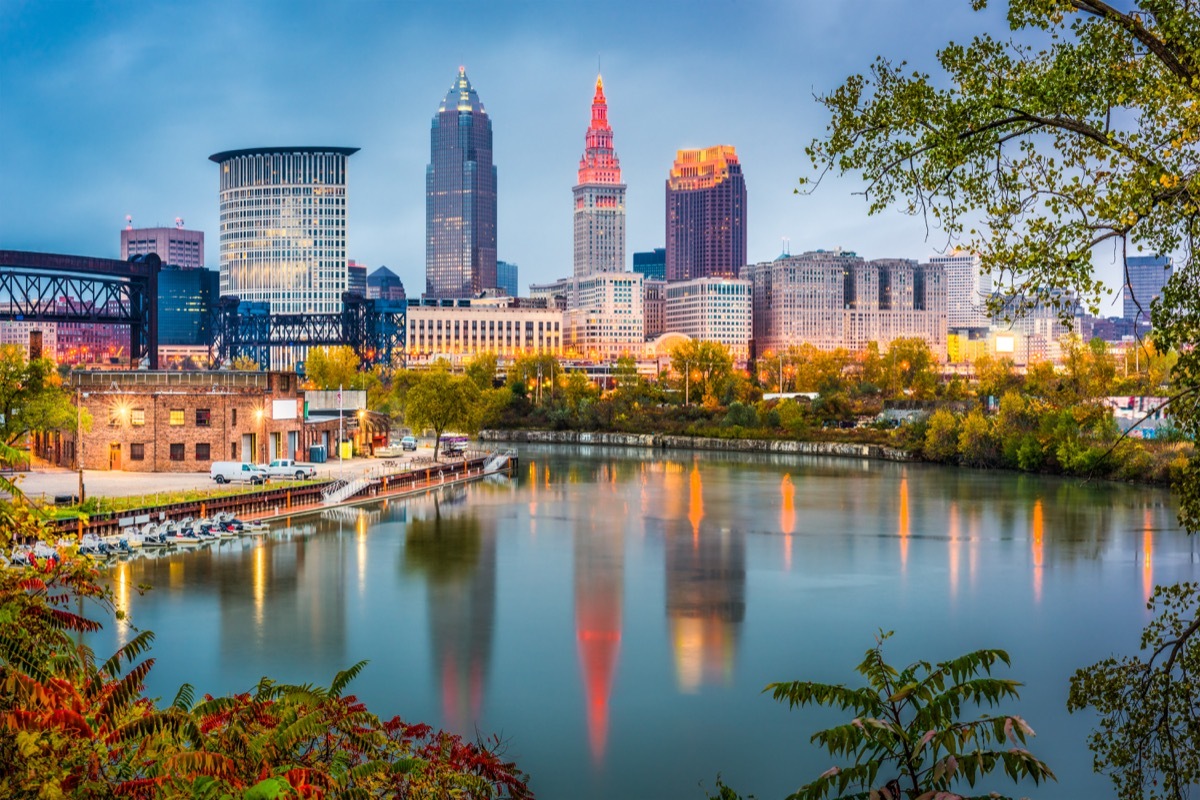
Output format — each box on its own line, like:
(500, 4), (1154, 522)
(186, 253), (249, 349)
(480, 429), (915, 462)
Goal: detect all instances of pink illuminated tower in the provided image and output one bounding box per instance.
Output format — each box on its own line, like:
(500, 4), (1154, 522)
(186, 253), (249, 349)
(573, 75), (627, 277)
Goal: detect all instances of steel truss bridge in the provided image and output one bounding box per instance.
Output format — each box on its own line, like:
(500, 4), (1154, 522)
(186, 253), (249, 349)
(213, 294), (406, 370)
(0, 250), (160, 368)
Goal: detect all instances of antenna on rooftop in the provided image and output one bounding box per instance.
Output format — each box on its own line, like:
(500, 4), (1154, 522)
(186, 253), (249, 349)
(175, 217), (184, 229)
(781, 236), (791, 256)
(125, 214), (133, 230)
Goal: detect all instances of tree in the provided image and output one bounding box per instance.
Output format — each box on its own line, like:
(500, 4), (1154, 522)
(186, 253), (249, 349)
(230, 355), (260, 371)
(0, 345), (81, 447)
(974, 353), (1022, 401)
(1069, 583), (1200, 800)
(711, 632), (1054, 800)
(923, 409), (960, 462)
(405, 368), (482, 459)
(465, 351), (499, 391)
(881, 338), (939, 399)
(806, 1), (1199, 791)
(670, 340), (734, 405)
(305, 345), (361, 391)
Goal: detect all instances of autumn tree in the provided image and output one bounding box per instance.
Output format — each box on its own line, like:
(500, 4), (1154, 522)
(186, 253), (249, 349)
(670, 340), (734, 405)
(229, 355), (260, 371)
(465, 351), (500, 391)
(804, 0), (1198, 793)
(304, 345), (362, 391)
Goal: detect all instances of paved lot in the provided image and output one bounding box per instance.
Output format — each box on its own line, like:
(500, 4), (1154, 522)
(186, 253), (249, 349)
(6, 445), (455, 502)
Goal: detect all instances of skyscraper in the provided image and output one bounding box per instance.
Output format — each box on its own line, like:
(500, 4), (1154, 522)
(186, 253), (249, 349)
(573, 75), (626, 277)
(426, 67), (497, 299)
(665, 146), (747, 282)
(1123, 255), (1172, 325)
(633, 248), (666, 281)
(209, 146), (357, 316)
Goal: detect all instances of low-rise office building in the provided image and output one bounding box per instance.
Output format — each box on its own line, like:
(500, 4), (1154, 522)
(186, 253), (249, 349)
(405, 297), (563, 364)
(663, 277), (752, 361)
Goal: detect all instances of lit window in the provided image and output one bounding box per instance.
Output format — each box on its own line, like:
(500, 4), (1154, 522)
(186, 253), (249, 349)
(169, 410), (185, 426)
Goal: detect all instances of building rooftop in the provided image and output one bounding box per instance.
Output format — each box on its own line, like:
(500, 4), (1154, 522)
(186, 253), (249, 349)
(208, 146), (360, 163)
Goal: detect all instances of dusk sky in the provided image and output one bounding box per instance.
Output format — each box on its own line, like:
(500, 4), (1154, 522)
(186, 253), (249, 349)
(0, 0), (1131, 310)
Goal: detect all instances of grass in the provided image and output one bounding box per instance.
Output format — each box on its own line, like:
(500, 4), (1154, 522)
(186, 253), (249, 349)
(45, 479), (326, 519)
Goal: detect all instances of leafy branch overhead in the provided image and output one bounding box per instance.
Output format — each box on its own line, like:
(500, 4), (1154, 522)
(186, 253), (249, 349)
(802, 0), (1198, 323)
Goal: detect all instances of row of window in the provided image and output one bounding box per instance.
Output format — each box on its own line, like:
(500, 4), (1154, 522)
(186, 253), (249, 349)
(111, 408), (235, 427)
(126, 442), (209, 461)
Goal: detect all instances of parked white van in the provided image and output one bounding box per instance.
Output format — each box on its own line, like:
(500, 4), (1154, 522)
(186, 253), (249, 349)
(210, 461), (268, 485)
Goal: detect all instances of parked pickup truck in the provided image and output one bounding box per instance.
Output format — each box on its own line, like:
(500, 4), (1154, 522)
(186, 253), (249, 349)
(261, 459), (317, 480)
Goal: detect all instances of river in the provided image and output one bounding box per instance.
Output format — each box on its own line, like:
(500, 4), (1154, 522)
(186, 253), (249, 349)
(98, 444), (1196, 799)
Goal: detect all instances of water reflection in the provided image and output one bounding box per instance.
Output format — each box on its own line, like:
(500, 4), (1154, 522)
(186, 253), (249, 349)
(666, 464), (745, 691)
(780, 474), (794, 570)
(403, 493), (496, 735)
(574, 516), (623, 762)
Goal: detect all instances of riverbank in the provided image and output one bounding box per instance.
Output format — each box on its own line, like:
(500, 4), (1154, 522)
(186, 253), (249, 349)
(480, 429), (916, 462)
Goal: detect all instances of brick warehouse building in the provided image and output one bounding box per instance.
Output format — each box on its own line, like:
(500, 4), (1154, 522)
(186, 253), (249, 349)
(38, 371), (351, 473)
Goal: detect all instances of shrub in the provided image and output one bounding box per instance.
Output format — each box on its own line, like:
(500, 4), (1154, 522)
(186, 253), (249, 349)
(923, 409), (960, 462)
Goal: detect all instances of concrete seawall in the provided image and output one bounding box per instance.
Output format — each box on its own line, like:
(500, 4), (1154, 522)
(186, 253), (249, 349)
(480, 429), (916, 462)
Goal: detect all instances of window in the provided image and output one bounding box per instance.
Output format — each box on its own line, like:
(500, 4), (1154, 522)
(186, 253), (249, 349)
(280, 375), (291, 392)
(232, 408), (238, 425)
(169, 410), (185, 426)
(131, 409), (145, 426)
(195, 443), (211, 460)
(231, 441), (238, 459)
(196, 408), (212, 427)
(130, 443), (145, 461)
(169, 443), (185, 461)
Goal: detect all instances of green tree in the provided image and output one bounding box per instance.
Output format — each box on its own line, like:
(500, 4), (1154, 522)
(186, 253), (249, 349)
(507, 353), (561, 405)
(958, 409), (999, 467)
(670, 340), (734, 405)
(711, 632), (1054, 800)
(882, 338), (939, 399)
(465, 351), (500, 391)
(304, 345), (361, 391)
(923, 409), (960, 462)
(405, 367), (482, 459)
(0, 345), (82, 447)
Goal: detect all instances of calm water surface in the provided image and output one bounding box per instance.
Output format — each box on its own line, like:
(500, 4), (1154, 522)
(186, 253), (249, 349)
(98, 445), (1196, 799)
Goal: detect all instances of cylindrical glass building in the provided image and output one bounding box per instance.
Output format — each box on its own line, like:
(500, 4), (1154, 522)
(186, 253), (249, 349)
(209, 146), (359, 316)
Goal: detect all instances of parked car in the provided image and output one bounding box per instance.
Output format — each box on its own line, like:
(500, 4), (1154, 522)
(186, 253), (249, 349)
(401, 435), (418, 451)
(260, 459), (317, 480)
(210, 461), (268, 485)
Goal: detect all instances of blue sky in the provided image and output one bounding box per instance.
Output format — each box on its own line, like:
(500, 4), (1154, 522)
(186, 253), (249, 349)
(0, 0), (1127, 309)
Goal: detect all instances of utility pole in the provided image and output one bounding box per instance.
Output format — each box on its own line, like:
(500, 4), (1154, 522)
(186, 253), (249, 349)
(684, 360), (690, 406)
(76, 387), (84, 504)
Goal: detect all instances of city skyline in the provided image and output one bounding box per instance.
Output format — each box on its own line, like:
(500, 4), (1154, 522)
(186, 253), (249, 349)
(0, 0), (1131, 309)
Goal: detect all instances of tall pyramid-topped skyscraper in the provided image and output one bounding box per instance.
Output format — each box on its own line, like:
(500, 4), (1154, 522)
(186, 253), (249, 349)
(573, 75), (627, 277)
(426, 67), (497, 298)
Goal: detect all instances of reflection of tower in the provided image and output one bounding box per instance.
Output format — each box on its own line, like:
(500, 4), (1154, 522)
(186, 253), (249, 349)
(666, 464), (745, 692)
(406, 505), (497, 734)
(574, 518), (623, 762)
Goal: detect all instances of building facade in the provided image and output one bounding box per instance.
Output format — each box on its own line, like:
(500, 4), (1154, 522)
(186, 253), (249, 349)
(347, 260), (368, 297)
(426, 67), (497, 298)
(561, 272), (644, 360)
(121, 225), (205, 269)
(633, 248), (666, 281)
(366, 266), (407, 301)
(405, 298), (562, 364)
(158, 264), (219, 347)
(663, 277), (752, 361)
(1123, 255), (1172, 325)
(209, 146), (357, 316)
(573, 75), (626, 278)
(46, 370), (342, 473)
(0, 320), (57, 360)
(497, 260), (519, 297)
(929, 250), (990, 330)
(747, 251), (948, 358)
(643, 279), (666, 339)
(665, 146), (747, 282)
